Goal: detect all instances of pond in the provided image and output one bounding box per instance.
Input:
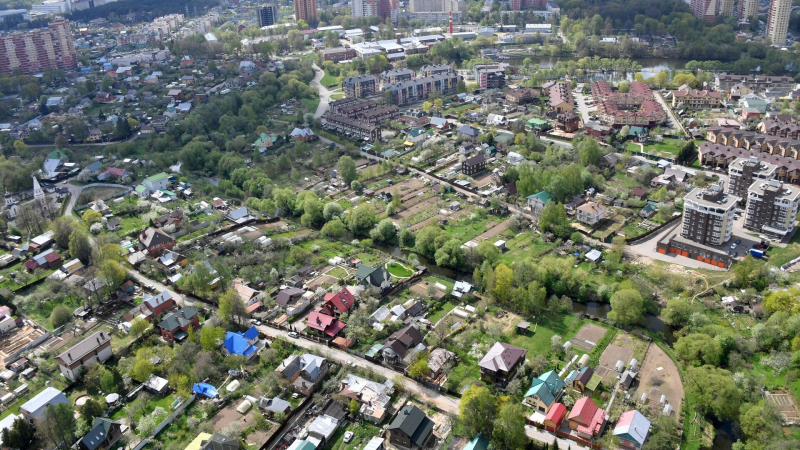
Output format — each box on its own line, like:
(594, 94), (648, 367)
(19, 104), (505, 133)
(571, 301), (678, 345)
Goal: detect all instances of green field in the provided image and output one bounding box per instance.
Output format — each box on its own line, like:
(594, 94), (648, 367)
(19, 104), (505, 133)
(428, 301), (457, 323)
(443, 103), (477, 115)
(321, 70), (339, 87)
(301, 98), (320, 113)
(386, 262), (413, 277)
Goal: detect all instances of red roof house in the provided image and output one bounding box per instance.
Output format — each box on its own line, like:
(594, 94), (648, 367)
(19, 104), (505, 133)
(305, 312), (346, 337)
(320, 288), (356, 317)
(543, 402), (567, 432)
(567, 397), (607, 439)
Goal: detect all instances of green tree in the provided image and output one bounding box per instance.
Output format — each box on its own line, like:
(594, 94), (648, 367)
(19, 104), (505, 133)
(675, 333), (722, 366)
(459, 386), (495, 438)
(2, 417), (36, 449)
(37, 402), (77, 449)
(81, 209), (102, 225)
(370, 218), (397, 243)
(347, 204), (377, 236)
(338, 155), (357, 186)
(608, 289), (644, 325)
(69, 229), (92, 263)
(493, 263), (513, 304)
(684, 365), (741, 420)
(218, 289), (247, 326)
(323, 202), (343, 221)
(492, 403), (527, 450)
(133, 359), (155, 382)
(80, 398), (104, 422)
(52, 218), (75, 249)
(407, 357), (431, 378)
(577, 138), (603, 166)
(539, 202), (569, 235)
(321, 219), (346, 240)
(435, 239), (465, 268)
(732, 255), (756, 288)
(200, 326), (226, 351)
(50, 305), (72, 328)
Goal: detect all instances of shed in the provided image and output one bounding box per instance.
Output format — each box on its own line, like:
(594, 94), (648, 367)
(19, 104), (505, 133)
(517, 321), (530, 333)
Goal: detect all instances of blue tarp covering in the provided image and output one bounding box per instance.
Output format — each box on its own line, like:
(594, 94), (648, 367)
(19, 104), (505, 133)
(192, 383), (218, 398)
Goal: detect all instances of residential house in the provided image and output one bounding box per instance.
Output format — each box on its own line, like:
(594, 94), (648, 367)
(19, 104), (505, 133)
(257, 397), (291, 417)
(61, 258), (84, 276)
(462, 154), (486, 177)
(305, 312), (346, 338)
(77, 418), (124, 450)
(381, 324), (424, 365)
(290, 128), (316, 142)
(155, 209), (184, 228)
(319, 288), (356, 317)
(84, 160), (103, 176)
(567, 397), (607, 440)
(226, 206), (255, 224)
(98, 167), (130, 182)
(195, 433), (238, 450)
(506, 88), (540, 104)
(457, 125), (480, 141)
(142, 172), (171, 194)
(523, 370), (565, 413)
(526, 191), (551, 217)
(137, 227), (175, 256)
(56, 331), (113, 381)
(106, 219), (121, 231)
(427, 348), (454, 381)
(613, 410), (651, 449)
(223, 326), (261, 360)
(276, 354), (329, 395)
(478, 342), (527, 387)
(543, 403), (568, 432)
(253, 132), (277, 152)
(232, 278), (263, 306)
(557, 112), (580, 133)
(387, 405), (435, 450)
(355, 265), (391, 290)
(158, 307), (199, 343)
(20, 388), (69, 422)
(576, 202), (606, 226)
(275, 287), (311, 316)
(566, 366), (595, 393)
(339, 374), (393, 424)
(23, 249), (62, 272)
(158, 251), (188, 272)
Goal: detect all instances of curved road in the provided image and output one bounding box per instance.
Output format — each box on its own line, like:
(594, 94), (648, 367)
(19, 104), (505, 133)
(311, 63), (333, 118)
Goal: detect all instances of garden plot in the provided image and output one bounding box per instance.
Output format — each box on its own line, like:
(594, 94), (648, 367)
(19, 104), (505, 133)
(409, 280), (445, 299)
(409, 208), (469, 231)
(374, 177), (424, 196)
(568, 323), (607, 351)
(597, 345), (633, 385)
(636, 344), (684, 415)
(766, 392), (800, 425)
(468, 218), (511, 243)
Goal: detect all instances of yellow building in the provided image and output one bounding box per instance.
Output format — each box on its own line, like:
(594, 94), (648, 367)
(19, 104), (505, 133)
(185, 433), (213, 450)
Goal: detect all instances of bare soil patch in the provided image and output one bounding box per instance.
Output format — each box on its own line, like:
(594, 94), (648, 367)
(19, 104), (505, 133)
(597, 344), (633, 384)
(766, 392), (800, 425)
(569, 323), (607, 351)
(636, 344), (684, 416)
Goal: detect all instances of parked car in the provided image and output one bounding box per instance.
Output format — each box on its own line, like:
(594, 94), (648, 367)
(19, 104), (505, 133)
(731, 243), (738, 249)
(344, 432), (354, 443)
(288, 331), (299, 338)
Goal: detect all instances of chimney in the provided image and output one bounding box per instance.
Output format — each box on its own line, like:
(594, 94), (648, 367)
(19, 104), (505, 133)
(449, 12), (453, 35)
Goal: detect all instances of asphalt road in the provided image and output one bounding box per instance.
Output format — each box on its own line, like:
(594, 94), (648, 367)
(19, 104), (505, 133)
(310, 63), (332, 119)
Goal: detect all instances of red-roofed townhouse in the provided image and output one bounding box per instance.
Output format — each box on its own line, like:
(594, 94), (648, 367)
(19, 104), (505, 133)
(567, 397), (607, 440)
(305, 311), (346, 338)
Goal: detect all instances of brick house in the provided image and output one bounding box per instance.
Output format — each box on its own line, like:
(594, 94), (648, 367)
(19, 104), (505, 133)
(56, 331), (113, 381)
(158, 307), (199, 342)
(138, 227), (175, 256)
(478, 342), (527, 387)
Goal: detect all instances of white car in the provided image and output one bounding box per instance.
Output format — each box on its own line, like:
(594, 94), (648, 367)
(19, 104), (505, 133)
(731, 243), (738, 249)
(343, 431), (354, 443)
(288, 331), (299, 338)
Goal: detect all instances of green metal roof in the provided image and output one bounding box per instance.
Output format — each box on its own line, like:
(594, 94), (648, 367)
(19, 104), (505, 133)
(146, 172), (170, 183)
(526, 191), (551, 203)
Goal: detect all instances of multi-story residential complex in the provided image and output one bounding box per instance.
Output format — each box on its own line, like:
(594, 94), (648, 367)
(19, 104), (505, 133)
(330, 98), (400, 125)
(759, 115), (800, 138)
(715, 74), (793, 92)
(321, 47), (356, 62)
(294, 0), (318, 24)
(727, 157), (777, 199)
(592, 81), (665, 127)
(739, 0), (758, 19)
(343, 75), (378, 98)
(699, 142), (800, 184)
(0, 19), (77, 75)
(744, 180), (800, 237)
(257, 4), (279, 27)
(381, 68), (414, 84)
(691, 0), (733, 21)
(506, 87), (540, 104)
(473, 64), (506, 89)
(656, 183), (739, 269)
(383, 72), (459, 105)
(767, 0), (791, 46)
(681, 183), (739, 246)
(420, 64), (452, 77)
(670, 89), (723, 109)
(321, 113), (381, 142)
(353, 0), (398, 20)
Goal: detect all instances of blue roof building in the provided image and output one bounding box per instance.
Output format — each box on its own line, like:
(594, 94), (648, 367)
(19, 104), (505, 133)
(223, 330), (259, 360)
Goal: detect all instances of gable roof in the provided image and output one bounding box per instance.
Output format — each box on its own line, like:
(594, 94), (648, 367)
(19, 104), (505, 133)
(464, 154), (486, 166)
(305, 312), (346, 337)
(457, 124), (480, 136)
(139, 227), (173, 248)
(478, 342), (527, 372)
(544, 402), (567, 425)
(158, 306), (198, 331)
(526, 191), (552, 203)
(524, 370), (564, 406)
(388, 405), (434, 447)
(143, 291), (173, 310)
(79, 418), (121, 450)
(199, 433), (239, 450)
(276, 287), (305, 306)
(323, 288), (356, 313)
(575, 366), (594, 384)
(614, 410), (650, 445)
(57, 331), (111, 364)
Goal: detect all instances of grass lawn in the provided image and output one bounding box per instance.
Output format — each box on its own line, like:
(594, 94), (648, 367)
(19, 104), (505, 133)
(443, 103), (477, 115)
(321, 70), (339, 87)
(506, 312), (581, 356)
(326, 266), (348, 279)
(301, 98), (320, 113)
(331, 93), (346, 100)
(428, 301), (457, 323)
(386, 262), (413, 277)
(323, 421), (381, 450)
